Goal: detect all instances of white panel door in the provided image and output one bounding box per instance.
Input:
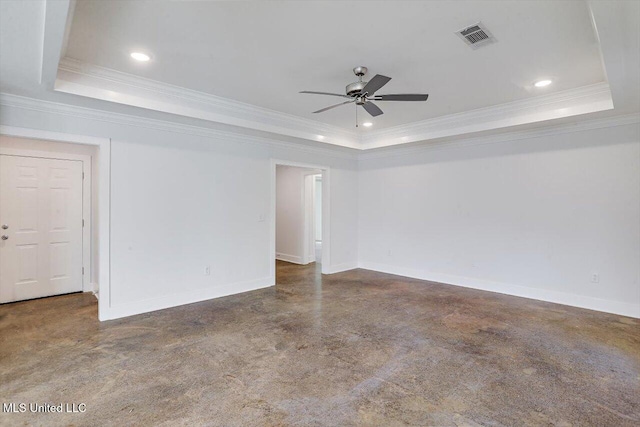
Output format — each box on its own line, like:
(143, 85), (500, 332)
(0, 155), (83, 303)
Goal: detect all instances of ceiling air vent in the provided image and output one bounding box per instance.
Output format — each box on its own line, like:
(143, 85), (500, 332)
(456, 22), (495, 49)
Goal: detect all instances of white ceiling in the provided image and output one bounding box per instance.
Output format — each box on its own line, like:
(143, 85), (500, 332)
(65, 0), (606, 131)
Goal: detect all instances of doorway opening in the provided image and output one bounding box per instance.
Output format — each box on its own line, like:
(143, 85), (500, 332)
(313, 174), (322, 263)
(301, 171), (322, 265)
(271, 160), (330, 279)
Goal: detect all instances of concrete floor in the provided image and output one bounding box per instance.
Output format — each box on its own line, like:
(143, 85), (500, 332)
(1, 261), (638, 426)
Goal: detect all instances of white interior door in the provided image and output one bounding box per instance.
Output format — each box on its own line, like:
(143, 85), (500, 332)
(0, 155), (83, 303)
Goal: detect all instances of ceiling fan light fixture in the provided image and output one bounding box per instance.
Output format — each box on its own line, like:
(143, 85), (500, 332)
(534, 79), (552, 88)
(130, 52), (151, 62)
(362, 122), (373, 127)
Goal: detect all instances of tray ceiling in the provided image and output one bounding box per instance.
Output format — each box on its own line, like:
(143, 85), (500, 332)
(64, 1), (606, 131)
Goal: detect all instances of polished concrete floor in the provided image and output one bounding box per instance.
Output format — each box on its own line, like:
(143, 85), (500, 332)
(1, 261), (638, 426)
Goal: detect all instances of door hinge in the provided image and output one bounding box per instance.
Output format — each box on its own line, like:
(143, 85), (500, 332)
(82, 267), (85, 275)
(82, 219), (85, 227)
(82, 172), (85, 179)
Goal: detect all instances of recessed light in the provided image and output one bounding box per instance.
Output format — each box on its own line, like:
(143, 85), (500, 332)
(317, 135), (325, 140)
(362, 122), (373, 127)
(534, 79), (552, 88)
(130, 52), (150, 62)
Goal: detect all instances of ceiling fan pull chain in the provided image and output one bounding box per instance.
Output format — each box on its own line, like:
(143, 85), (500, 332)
(355, 102), (358, 127)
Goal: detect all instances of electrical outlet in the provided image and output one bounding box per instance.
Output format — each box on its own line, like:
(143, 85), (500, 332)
(205, 266), (211, 276)
(591, 273), (599, 283)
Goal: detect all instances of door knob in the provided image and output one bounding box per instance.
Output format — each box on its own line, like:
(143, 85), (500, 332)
(1, 235), (7, 240)
(1, 224), (7, 229)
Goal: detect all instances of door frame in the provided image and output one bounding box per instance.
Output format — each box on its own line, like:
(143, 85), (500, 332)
(0, 126), (111, 321)
(271, 159), (330, 278)
(0, 150), (92, 293)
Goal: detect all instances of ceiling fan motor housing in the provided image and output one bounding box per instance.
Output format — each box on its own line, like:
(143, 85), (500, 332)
(346, 81), (367, 97)
(346, 66), (369, 97)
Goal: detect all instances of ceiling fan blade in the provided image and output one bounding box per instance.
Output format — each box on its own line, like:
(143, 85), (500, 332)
(362, 101), (384, 117)
(375, 94), (429, 101)
(361, 74), (391, 96)
(313, 100), (354, 113)
(300, 91), (351, 99)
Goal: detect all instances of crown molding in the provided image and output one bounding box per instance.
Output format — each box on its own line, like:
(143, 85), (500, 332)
(358, 113), (640, 160)
(2, 93), (636, 162)
(56, 57), (361, 149)
(3, 92), (635, 164)
(55, 59), (618, 152)
(361, 82), (614, 149)
(0, 92), (358, 160)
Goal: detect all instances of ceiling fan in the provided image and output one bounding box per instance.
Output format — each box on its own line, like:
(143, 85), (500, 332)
(300, 66), (429, 127)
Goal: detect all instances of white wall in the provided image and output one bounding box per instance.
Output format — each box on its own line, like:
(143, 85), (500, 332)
(2, 99), (637, 319)
(275, 165), (318, 264)
(359, 122), (640, 317)
(0, 136), (100, 289)
(0, 103), (359, 319)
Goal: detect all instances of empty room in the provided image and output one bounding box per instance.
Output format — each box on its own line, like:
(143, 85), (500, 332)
(0, 1), (638, 425)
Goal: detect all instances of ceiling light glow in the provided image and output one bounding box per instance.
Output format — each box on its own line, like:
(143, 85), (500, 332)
(130, 52), (150, 62)
(317, 135), (325, 140)
(534, 79), (552, 88)
(362, 122), (373, 127)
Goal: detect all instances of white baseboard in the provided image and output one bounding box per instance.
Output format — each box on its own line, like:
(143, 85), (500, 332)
(100, 276), (274, 321)
(89, 282), (99, 300)
(358, 261), (640, 318)
(324, 262), (359, 274)
(276, 253), (304, 264)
